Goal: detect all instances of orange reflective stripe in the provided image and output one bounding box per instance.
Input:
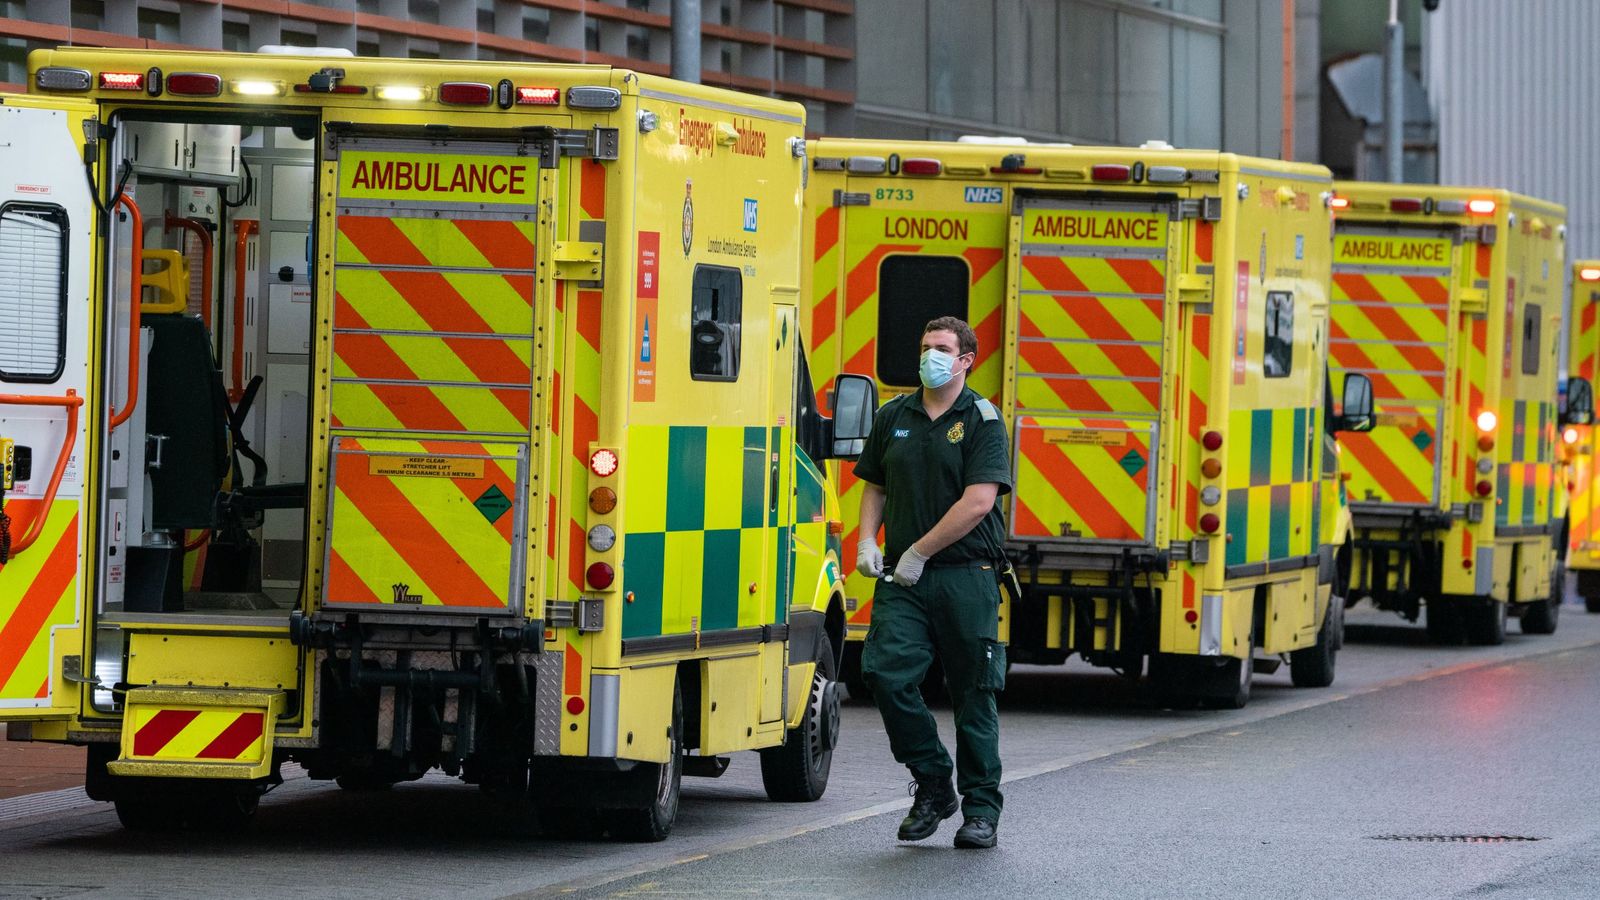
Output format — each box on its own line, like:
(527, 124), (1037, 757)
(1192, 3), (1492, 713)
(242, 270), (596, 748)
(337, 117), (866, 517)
(327, 549), (383, 604)
(451, 219), (536, 270)
(0, 512), (76, 690)
(339, 216), (432, 267)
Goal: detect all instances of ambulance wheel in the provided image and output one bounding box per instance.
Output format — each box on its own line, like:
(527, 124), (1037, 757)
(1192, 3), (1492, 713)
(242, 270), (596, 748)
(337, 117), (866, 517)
(1587, 595), (1600, 614)
(1425, 600), (1466, 645)
(759, 634), (839, 802)
(1520, 595), (1560, 634)
(1199, 649), (1254, 710)
(114, 795), (177, 831)
(1290, 602), (1338, 688)
(840, 641), (873, 703)
(1463, 597), (1507, 646)
(604, 680), (683, 842)
(193, 790), (260, 831)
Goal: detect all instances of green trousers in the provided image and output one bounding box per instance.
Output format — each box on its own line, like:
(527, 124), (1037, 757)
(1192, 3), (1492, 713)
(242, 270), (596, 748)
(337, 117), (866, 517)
(861, 564), (1006, 821)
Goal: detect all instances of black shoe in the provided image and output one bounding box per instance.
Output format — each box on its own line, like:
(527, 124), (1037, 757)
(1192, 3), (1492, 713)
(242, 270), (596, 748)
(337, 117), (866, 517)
(896, 776), (959, 841)
(953, 816), (998, 849)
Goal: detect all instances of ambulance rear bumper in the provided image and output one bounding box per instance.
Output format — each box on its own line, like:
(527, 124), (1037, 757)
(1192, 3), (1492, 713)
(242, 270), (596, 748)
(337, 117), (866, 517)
(1349, 501), (1480, 531)
(1006, 538), (1210, 573)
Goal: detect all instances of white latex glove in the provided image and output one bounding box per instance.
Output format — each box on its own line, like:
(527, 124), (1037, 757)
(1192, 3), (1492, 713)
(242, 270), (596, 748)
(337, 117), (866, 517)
(856, 538), (884, 578)
(890, 543), (929, 586)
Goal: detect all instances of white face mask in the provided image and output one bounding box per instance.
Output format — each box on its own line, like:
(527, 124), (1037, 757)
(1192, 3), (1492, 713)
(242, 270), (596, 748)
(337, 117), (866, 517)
(919, 348), (959, 389)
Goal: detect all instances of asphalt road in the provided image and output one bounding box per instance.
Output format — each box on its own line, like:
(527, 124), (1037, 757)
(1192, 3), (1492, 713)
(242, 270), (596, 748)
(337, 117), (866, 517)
(3, 594), (1599, 899)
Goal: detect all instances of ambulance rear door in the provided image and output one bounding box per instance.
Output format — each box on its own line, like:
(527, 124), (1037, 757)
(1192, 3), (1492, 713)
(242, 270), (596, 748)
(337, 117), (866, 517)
(0, 95), (99, 718)
(1006, 195), (1176, 548)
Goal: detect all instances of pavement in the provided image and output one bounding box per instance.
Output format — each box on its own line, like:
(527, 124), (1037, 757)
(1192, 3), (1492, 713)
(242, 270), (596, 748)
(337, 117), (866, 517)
(2, 593), (1599, 899)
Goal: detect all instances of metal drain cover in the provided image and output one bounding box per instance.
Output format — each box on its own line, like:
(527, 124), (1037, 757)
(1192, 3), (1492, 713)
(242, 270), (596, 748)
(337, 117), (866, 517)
(1369, 834), (1545, 843)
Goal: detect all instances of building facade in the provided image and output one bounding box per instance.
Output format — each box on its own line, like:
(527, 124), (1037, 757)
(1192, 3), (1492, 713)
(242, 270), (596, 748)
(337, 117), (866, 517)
(0, 0), (856, 132)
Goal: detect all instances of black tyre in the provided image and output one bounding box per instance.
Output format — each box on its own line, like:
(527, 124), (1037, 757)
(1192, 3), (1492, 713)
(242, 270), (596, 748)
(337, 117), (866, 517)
(1290, 602), (1338, 688)
(839, 640), (872, 703)
(1463, 597), (1507, 646)
(1520, 595), (1560, 634)
(1146, 653), (1200, 708)
(759, 634), (840, 802)
(1425, 599), (1465, 645)
(114, 795), (177, 831)
(1587, 595), (1600, 614)
(604, 679), (683, 842)
(1199, 648), (1253, 710)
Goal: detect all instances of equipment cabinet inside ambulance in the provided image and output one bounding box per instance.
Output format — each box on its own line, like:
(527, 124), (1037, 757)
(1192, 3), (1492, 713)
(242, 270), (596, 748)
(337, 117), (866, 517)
(1328, 183), (1584, 644)
(0, 48), (855, 840)
(803, 138), (1368, 708)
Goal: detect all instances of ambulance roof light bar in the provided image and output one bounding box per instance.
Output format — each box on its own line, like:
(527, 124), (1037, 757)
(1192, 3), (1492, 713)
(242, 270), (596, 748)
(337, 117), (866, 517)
(257, 45), (355, 57)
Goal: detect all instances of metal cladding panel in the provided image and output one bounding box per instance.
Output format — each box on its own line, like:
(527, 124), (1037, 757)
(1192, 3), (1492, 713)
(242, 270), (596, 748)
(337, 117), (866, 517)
(1427, 0), (1596, 363)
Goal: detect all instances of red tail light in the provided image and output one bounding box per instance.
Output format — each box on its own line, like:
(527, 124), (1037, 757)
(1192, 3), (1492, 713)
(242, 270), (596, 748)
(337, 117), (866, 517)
(1091, 164), (1131, 182)
(439, 82), (493, 105)
(589, 449), (619, 477)
(901, 158), (942, 176)
(1202, 430), (1224, 451)
(1389, 197), (1424, 213)
(586, 562), (615, 589)
(99, 72), (143, 91)
(167, 72), (222, 96)
(516, 86), (561, 106)
(1199, 513), (1221, 534)
(566, 696), (586, 715)
(1475, 480), (1494, 497)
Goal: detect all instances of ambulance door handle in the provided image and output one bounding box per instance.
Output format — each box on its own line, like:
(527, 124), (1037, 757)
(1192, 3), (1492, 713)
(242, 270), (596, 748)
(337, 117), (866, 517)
(0, 390), (82, 560)
(770, 459), (780, 513)
(109, 194), (144, 430)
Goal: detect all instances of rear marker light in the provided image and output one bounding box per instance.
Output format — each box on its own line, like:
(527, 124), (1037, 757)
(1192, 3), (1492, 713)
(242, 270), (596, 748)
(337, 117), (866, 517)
(516, 86), (560, 106)
(375, 85), (426, 102)
(1329, 196), (1350, 210)
(586, 562), (615, 589)
(1475, 480), (1494, 498)
(1202, 430), (1224, 451)
(1478, 435), (1495, 452)
(1091, 164), (1131, 182)
(439, 81), (493, 105)
(1185, 610), (1199, 624)
(99, 72), (144, 91)
(589, 449), (619, 477)
(1389, 197), (1424, 213)
(1199, 513), (1221, 534)
(1565, 427), (1580, 445)
(566, 696), (585, 715)
(901, 158), (942, 176)
(35, 67), (91, 92)
(1201, 458), (1223, 479)
(167, 72), (223, 96)
(567, 86), (622, 110)
(1476, 410), (1498, 432)
(1468, 199), (1497, 215)
(1581, 267), (1600, 282)
(587, 524), (616, 553)
(589, 486), (617, 514)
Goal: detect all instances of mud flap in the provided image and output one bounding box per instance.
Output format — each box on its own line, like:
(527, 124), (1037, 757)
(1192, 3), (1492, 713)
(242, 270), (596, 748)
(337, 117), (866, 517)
(109, 688), (284, 780)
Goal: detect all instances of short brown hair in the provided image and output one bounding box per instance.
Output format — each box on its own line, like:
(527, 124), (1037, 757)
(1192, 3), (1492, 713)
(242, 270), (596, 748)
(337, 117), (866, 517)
(923, 316), (978, 357)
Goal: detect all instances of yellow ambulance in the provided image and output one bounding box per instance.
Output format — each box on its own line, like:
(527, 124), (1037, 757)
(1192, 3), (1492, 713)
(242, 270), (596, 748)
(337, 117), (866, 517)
(803, 138), (1368, 708)
(1328, 183), (1588, 642)
(0, 47), (863, 839)
(1563, 261), (1600, 611)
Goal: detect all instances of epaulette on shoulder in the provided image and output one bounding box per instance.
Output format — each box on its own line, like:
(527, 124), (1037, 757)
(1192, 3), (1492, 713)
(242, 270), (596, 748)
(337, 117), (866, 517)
(975, 398), (999, 422)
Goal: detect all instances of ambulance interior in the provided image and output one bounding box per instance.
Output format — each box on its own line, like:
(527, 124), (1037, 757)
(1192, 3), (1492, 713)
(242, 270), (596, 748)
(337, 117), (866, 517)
(101, 112), (316, 620)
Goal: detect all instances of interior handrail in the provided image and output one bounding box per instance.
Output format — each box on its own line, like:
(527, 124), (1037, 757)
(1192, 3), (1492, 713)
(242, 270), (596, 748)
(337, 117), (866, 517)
(163, 214), (215, 330)
(108, 193), (144, 430)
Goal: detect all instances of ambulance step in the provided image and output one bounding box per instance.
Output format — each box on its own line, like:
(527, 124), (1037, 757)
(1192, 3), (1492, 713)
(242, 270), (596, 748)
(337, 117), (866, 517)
(1252, 657), (1283, 675)
(683, 755), (731, 778)
(108, 688), (284, 780)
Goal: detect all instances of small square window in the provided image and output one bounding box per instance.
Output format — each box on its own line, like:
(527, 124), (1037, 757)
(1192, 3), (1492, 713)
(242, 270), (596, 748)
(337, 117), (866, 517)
(690, 265), (742, 381)
(1263, 290), (1293, 378)
(1522, 304), (1542, 375)
(875, 255), (970, 388)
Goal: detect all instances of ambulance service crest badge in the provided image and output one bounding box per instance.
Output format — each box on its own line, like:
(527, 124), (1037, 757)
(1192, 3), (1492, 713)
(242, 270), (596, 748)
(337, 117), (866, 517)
(682, 179), (694, 255)
(946, 421), (965, 444)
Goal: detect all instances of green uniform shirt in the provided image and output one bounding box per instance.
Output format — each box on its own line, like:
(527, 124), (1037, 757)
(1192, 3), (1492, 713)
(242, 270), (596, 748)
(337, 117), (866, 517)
(852, 385), (1013, 566)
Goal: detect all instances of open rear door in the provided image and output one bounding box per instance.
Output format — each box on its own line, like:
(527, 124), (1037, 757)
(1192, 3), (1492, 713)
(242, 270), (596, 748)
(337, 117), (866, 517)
(0, 96), (98, 717)
(1008, 196), (1172, 547)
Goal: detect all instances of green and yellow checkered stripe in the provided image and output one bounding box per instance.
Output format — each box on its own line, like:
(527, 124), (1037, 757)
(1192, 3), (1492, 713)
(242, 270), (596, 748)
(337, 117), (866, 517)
(1497, 399), (1554, 527)
(1224, 407), (1318, 567)
(622, 425), (793, 639)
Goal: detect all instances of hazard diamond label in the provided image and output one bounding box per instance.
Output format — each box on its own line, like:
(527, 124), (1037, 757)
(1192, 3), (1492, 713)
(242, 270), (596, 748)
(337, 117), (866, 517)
(1118, 448), (1147, 477)
(474, 484), (512, 524)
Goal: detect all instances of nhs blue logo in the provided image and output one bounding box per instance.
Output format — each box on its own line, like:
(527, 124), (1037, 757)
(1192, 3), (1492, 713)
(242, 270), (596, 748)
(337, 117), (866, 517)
(964, 186), (1004, 205)
(742, 198), (759, 232)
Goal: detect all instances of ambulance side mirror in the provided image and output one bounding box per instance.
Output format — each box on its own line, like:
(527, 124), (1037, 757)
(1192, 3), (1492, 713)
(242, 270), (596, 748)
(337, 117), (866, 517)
(1564, 377), (1595, 427)
(1337, 373), (1375, 433)
(830, 374), (878, 459)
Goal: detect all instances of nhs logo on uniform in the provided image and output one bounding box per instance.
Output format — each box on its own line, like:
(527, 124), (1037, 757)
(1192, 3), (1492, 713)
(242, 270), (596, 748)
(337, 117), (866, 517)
(893, 428), (911, 438)
(964, 186), (1004, 205)
(743, 198), (758, 232)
